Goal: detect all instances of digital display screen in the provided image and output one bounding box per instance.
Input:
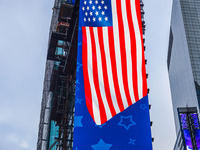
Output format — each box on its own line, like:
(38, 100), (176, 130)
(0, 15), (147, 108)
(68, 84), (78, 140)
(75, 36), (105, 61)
(183, 129), (193, 150)
(194, 129), (200, 150)
(191, 113), (200, 129)
(190, 113), (200, 149)
(179, 109), (200, 149)
(180, 113), (188, 129)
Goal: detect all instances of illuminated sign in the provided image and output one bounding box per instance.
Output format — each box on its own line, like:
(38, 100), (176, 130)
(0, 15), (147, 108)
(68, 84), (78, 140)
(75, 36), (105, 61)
(194, 129), (200, 149)
(180, 113), (193, 150)
(180, 114), (188, 129)
(183, 129), (193, 150)
(179, 109), (200, 150)
(191, 113), (200, 149)
(191, 113), (200, 128)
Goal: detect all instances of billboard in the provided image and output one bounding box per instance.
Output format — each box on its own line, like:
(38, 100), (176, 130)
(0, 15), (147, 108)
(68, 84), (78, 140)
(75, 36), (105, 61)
(179, 108), (200, 150)
(180, 113), (193, 150)
(191, 113), (200, 149)
(73, 0), (152, 149)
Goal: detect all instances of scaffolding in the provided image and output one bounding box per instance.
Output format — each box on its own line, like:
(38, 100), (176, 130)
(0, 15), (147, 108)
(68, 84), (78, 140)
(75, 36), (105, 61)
(37, 0), (79, 149)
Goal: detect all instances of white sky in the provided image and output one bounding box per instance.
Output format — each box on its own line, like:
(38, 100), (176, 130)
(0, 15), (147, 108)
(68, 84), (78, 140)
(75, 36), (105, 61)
(0, 0), (176, 149)
(144, 0), (176, 149)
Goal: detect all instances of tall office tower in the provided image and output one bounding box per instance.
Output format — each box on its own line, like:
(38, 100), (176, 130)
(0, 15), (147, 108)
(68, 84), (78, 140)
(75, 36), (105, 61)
(168, 0), (200, 149)
(37, 0), (79, 149)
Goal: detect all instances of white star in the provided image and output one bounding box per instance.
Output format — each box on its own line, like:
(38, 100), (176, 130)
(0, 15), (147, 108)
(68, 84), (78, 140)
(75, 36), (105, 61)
(89, 0), (92, 4)
(93, 17), (96, 22)
(98, 17), (102, 21)
(90, 11), (93, 16)
(84, 1), (87, 5)
(95, 0), (98, 4)
(82, 6), (85, 11)
(88, 17), (91, 22)
(101, 0), (104, 4)
(101, 11), (105, 15)
(87, 6), (90, 10)
(84, 18), (86, 22)
(95, 11), (99, 16)
(92, 6), (95, 10)
(98, 5), (101, 10)
(105, 17), (108, 21)
(85, 12), (88, 16)
(104, 5), (108, 10)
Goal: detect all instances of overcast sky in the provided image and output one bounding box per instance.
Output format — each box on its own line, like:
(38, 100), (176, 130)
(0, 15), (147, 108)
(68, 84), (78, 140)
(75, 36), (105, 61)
(144, 0), (176, 149)
(0, 0), (175, 149)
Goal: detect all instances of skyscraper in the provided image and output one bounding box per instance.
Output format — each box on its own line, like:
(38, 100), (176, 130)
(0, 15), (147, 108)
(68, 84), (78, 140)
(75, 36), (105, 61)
(168, 0), (200, 149)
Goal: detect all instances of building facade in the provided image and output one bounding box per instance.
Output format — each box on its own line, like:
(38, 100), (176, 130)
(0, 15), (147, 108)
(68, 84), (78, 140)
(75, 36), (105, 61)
(168, 0), (200, 149)
(37, 0), (78, 149)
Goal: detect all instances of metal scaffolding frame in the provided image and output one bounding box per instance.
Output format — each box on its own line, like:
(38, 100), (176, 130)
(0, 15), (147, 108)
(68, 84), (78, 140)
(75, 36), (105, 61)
(37, 59), (54, 150)
(37, 0), (63, 149)
(37, 0), (78, 149)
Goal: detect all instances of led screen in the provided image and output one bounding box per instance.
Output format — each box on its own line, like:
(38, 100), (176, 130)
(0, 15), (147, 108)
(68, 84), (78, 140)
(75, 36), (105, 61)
(194, 129), (200, 150)
(183, 129), (193, 150)
(73, 0), (153, 149)
(191, 113), (200, 128)
(191, 113), (200, 149)
(180, 113), (188, 129)
(180, 113), (193, 150)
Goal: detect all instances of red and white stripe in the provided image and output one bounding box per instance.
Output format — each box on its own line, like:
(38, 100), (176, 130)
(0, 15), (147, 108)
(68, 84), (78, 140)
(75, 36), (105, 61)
(82, 0), (147, 125)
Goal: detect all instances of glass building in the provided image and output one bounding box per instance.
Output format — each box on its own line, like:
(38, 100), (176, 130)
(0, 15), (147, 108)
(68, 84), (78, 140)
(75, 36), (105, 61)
(168, 0), (200, 149)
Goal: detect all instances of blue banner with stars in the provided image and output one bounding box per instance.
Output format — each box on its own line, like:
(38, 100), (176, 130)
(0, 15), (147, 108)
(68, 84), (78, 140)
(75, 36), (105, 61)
(73, 0), (152, 149)
(73, 93), (152, 150)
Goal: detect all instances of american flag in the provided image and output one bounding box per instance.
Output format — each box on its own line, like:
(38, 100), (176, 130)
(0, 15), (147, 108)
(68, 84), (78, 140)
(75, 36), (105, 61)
(80, 0), (147, 125)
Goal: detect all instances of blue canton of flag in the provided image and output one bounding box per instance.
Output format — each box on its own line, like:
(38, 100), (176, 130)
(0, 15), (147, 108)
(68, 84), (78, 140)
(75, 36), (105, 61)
(81, 0), (112, 27)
